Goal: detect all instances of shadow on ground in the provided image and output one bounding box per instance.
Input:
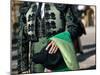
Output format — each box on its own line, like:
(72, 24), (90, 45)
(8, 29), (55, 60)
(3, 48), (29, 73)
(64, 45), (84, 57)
(77, 43), (96, 70)
(77, 49), (96, 62)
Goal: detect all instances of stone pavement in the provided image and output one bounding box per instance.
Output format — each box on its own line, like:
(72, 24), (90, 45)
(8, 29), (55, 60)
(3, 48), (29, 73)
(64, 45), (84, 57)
(78, 26), (96, 70)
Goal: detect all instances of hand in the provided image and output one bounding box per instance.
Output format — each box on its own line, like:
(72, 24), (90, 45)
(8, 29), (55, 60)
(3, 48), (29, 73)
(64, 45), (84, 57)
(46, 41), (58, 54)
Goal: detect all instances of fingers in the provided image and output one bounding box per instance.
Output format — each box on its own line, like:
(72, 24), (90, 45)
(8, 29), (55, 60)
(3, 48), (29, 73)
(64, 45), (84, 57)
(45, 41), (59, 54)
(46, 41), (58, 54)
(53, 47), (58, 54)
(49, 44), (56, 54)
(46, 41), (53, 50)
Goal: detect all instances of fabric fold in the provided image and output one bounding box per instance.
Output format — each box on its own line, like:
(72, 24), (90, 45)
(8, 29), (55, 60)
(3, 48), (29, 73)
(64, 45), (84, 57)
(49, 31), (79, 70)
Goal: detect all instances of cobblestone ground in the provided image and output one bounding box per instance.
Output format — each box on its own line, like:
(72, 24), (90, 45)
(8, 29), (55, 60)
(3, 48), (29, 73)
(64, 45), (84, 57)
(78, 26), (96, 70)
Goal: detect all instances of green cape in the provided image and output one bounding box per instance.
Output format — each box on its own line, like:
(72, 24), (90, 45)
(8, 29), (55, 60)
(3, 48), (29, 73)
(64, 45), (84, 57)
(49, 31), (79, 70)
